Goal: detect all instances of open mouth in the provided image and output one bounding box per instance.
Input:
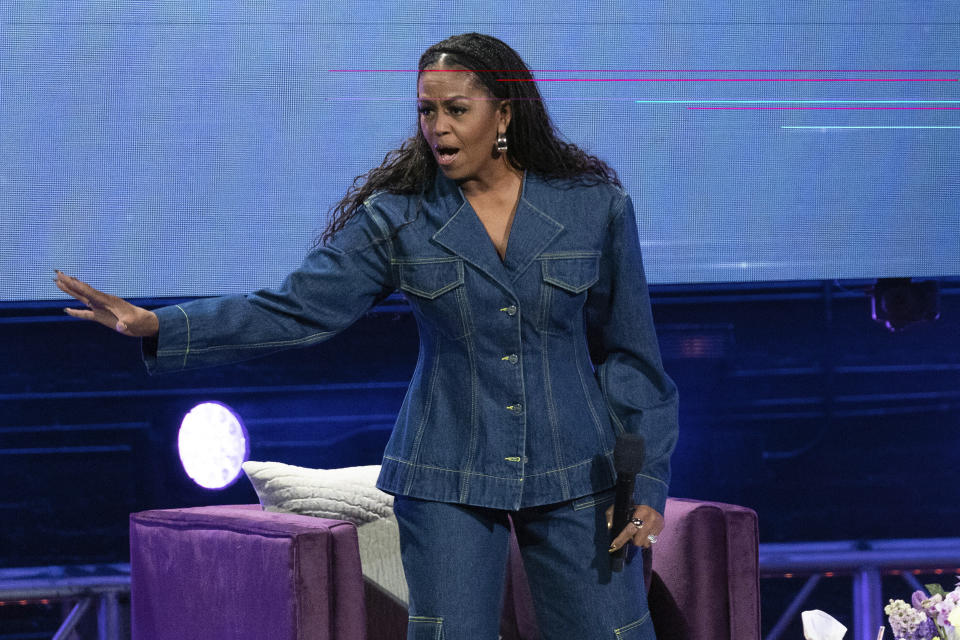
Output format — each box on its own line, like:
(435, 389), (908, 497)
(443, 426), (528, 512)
(435, 145), (460, 165)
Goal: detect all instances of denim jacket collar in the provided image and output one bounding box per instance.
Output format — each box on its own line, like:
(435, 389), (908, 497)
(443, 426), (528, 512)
(431, 169), (565, 296)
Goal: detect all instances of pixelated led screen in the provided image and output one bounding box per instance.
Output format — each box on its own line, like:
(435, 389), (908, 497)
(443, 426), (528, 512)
(2, 2), (959, 301)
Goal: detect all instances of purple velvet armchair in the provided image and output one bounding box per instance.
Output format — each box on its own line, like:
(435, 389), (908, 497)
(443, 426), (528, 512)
(129, 498), (758, 639)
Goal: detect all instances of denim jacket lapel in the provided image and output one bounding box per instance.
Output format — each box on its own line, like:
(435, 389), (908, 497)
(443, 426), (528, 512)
(501, 179), (565, 281)
(432, 197), (518, 297)
(431, 171), (564, 295)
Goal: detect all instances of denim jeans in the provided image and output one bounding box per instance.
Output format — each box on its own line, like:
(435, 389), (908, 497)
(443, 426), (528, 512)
(394, 489), (655, 640)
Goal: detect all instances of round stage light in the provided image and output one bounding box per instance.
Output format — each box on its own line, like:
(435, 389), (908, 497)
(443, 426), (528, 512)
(178, 402), (249, 489)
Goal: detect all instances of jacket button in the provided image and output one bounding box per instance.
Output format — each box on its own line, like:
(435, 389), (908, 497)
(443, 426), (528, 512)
(501, 353), (519, 365)
(500, 305), (517, 316)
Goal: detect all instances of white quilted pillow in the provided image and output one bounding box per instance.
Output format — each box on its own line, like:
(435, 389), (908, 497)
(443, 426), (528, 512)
(241, 460), (409, 605)
(241, 460), (394, 524)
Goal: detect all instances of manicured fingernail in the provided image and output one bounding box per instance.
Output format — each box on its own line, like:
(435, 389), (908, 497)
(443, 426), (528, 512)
(608, 545), (617, 553)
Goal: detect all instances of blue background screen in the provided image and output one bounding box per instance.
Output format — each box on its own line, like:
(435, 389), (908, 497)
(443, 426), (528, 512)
(2, 2), (958, 301)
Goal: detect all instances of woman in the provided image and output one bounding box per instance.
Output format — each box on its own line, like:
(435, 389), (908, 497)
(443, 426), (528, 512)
(55, 33), (678, 640)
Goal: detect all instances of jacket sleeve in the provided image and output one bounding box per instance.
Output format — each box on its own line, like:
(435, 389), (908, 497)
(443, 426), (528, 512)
(142, 203), (397, 374)
(584, 192), (679, 516)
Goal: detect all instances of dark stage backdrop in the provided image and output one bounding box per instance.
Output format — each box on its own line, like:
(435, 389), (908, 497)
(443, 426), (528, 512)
(2, 2), (958, 302)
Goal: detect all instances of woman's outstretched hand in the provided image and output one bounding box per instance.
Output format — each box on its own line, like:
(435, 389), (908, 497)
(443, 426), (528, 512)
(54, 270), (159, 337)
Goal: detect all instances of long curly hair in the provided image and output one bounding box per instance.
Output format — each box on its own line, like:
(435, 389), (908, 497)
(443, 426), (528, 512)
(318, 32), (620, 246)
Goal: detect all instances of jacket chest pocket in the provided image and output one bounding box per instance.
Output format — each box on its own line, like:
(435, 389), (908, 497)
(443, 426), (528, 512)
(398, 258), (472, 339)
(538, 253), (600, 334)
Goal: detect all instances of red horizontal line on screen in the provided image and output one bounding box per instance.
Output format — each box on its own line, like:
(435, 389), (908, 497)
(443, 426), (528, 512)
(688, 106), (960, 110)
(329, 69), (960, 73)
(497, 78), (958, 82)
(324, 97), (549, 101)
(322, 98), (956, 104)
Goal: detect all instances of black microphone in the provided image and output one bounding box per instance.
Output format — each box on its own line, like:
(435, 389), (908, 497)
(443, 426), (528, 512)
(610, 433), (645, 572)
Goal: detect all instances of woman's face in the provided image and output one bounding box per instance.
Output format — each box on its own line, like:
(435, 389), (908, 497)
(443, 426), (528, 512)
(417, 59), (511, 187)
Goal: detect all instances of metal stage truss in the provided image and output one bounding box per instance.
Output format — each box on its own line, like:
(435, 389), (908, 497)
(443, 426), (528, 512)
(761, 538), (960, 640)
(0, 564), (129, 640)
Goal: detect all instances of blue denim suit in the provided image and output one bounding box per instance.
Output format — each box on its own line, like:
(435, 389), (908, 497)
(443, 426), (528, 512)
(144, 169), (678, 516)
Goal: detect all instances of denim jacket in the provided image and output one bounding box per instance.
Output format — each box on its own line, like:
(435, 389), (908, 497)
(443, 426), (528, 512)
(143, 169), (679, 514)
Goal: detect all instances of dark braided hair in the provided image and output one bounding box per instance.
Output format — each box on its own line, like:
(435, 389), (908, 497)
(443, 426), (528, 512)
(318, 32), (620, 246)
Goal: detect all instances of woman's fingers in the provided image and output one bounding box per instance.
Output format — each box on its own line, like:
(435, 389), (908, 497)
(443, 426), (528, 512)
(628, 505), (664, 550)
(608, 504), (665, 552)
(54, 272), (93, 307)
(608, 524), (636, 553)
(55, 271), (108, 310)
(62, 293), (120, 332)
(55, 271), (118, 310)
(56, 271), (160, 337)
(63, 307), (96, 321)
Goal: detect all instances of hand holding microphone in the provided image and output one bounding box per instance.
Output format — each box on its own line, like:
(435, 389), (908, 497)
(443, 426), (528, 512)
(605, 434), (665, 571)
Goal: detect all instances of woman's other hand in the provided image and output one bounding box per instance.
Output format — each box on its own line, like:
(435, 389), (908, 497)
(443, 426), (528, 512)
(54, 270), (159, 337)
(606, 503), (664, 551)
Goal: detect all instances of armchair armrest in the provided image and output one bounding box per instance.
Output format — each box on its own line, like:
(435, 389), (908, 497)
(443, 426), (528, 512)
(129, 505), (367, 640)
(653, 498), (760, 640)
